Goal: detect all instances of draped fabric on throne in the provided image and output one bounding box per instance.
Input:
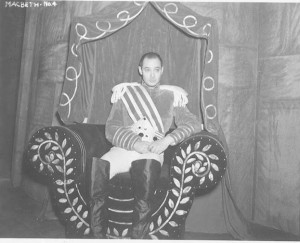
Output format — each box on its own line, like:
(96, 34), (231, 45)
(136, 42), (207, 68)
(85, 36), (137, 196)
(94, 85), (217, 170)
(57, 1), (252, 240)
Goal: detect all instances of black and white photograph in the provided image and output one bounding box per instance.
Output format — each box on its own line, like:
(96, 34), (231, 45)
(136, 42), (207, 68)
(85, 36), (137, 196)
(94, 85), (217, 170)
(1, 0), (300, 240)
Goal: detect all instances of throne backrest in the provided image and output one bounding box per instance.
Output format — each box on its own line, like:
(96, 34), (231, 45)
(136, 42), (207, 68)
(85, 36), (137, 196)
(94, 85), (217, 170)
(58, 2), (220, 135)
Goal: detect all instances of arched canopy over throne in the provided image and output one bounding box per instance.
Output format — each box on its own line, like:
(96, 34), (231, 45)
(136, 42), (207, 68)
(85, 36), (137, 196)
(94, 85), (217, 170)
(58, 1), (222, 139)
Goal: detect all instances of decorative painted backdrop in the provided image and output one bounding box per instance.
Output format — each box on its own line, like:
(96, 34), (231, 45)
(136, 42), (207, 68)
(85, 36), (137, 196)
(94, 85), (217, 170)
(11, 1), (300, 237)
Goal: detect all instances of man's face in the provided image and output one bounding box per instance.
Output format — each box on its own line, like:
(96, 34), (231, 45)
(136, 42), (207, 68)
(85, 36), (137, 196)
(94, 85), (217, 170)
(139, 57), (164, 88)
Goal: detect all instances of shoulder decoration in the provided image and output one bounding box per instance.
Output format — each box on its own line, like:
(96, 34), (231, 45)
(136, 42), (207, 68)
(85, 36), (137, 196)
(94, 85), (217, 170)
(111, 82), (140, 103)
(160, 85), (188, 107)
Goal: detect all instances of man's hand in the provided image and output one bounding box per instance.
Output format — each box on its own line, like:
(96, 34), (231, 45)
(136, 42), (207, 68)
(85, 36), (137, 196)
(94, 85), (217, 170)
(148, 136), (175, 154)
(133, 140), (151, 154)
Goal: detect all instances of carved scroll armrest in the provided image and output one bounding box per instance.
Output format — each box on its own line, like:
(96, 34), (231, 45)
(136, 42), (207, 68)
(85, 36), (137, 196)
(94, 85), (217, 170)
(148, 130), (227, 239)
(26, 125), (107, 237)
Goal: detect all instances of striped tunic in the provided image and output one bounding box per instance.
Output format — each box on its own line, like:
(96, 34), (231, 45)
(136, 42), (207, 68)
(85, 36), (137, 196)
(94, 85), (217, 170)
(102, 83), (202, 178)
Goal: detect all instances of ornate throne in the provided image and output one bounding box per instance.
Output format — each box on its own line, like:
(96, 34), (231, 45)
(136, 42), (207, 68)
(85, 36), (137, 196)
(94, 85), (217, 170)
(26, 2), (228, 239)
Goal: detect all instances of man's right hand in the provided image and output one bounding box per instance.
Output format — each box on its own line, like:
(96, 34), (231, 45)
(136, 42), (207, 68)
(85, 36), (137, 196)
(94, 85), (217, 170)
(133, 140), (151, 154)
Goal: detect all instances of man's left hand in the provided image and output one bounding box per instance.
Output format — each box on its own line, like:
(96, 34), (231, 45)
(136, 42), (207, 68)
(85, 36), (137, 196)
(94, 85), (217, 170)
(148, 136), (175, 154)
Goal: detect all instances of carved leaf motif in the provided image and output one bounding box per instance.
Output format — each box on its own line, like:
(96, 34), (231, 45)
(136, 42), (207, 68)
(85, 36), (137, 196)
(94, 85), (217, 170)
(164, 207), (169, 217)
(56, 153), (63, 160)
(183, 186), (192, 194)
(39, 163), (44, 172)
(70, 215), (77, 221)
(32, 154), (39, 162)
(57, 188), (64, 194)
(113, 228), (119, 236)
(211, 163), (219, 171)
(194, 141), (200, 150)
(196, 154), (204, 161)
(149, 222), (154, 231)
(185, 167), (192, 174)
(160, 229), (169, 236)
(62, 139), (67, 149)
(187, 158), (196, 164)
(44, 132), (52, 140)
(35, 138), (43, 143)
(47, 165), (54, 173)
(55, 132), (59, 141)
(171, 188), (179, 197)
(45, 142), (51, 150)
(200, 177), (205, 185)
(181, 148), (186, 159)
(52, 146), (59, 151)
(77, 205), (83, 213)
(59, 198), (67, 203)
(199, 167), (206, 173)
(84, 228), (90, 235)
(157, 215), (162, 226)
(173, 166), (181, 174)
(66, 158), (74, 166)
(173, 178), (180, 188)
(176, 210), (187, 215)
(168, 199), (174, 209)
(55, 180), (64, 186)
(107, 228), (111, 234)
(169, 221), (178, 227)
(56, 166), (64, 173)
(209, 172), (214, 181)
(45, 155), (50, 163)
(184, 175), (193, 183)
(77, 222), (83, 229)
(180, 197), (190, 204)
(66, 168), (73, 175)
(52, 159), (60, 165)
(68, 188), (75, 194)
(202, 144), (211, 152)
(122, 228), (128, 237)
(176, 156), (183, 165)
(67, 179), (74, 184)
(65, 147), (71, 157)
(64, 207), (72, 213)
(72, 197), (78, 206)
(82, 211), (88, 218)
(31, 145), (39, 150)
(186, 144), (191, 155)
(150, 234), (158, 240)
(209, 154), (219, 160)
(49, 153), (54, 161)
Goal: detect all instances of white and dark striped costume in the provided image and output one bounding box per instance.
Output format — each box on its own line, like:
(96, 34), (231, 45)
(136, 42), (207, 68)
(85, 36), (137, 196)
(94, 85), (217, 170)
(102, 82), (201, 178)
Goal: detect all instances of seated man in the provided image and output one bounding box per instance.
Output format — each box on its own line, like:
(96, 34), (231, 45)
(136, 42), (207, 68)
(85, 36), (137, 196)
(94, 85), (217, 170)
(90, 52), (202, 239)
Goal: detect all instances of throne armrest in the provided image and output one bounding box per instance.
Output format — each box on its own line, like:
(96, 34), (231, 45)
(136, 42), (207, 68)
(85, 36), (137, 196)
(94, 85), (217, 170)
(147, 130), (227, 239)
(26, 124), (110, 237)
(170, 130), (227, 191)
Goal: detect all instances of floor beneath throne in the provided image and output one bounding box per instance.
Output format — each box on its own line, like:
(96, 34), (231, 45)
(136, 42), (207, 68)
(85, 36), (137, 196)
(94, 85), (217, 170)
(0, 178), (298, 241)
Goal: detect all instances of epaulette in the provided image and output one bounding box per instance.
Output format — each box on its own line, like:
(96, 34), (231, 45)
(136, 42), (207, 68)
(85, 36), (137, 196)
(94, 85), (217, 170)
(111, 82), (140, 103)
(160, 85), (188, 107)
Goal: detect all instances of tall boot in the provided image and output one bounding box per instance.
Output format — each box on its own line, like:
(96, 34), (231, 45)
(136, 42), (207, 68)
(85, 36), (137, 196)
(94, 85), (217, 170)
(89, 158), (110, 238)
(130, 159), (161, 239)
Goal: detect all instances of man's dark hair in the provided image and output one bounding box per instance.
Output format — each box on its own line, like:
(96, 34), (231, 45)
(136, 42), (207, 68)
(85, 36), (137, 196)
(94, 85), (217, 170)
(139, 52), (163, 67)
